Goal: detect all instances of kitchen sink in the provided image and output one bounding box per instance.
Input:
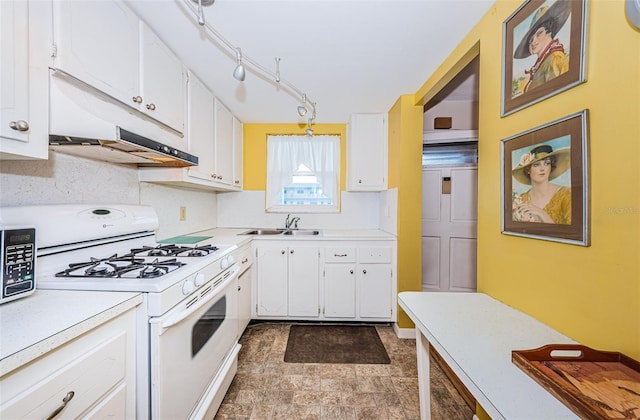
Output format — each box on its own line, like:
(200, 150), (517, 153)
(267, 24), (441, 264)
(239, 229), (320, 236)
(240, 229), (287, 235)
(282, 229), (320, 236)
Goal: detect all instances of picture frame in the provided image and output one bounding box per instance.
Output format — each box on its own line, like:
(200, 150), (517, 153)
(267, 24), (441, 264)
(501, 0), (587, 117)
(500, 110), (589, 246)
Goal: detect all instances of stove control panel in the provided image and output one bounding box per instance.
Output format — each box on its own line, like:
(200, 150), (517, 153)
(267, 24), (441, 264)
(0, 226), (36, 304)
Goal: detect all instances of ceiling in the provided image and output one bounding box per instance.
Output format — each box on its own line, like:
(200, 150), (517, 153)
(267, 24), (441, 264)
(125, 0), (492, 125)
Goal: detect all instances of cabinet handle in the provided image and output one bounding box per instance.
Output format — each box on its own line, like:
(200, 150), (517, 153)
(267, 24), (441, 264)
(238, 285), (241, 291)
(9, 120), (29, 132)
(334, 253), (347, 257)
(290, 250), (294, 254)
(358, 179), (363, 184)
(235, 180), (240, 184)
(362, 269), (367, 274)
(45, 391), (75, 420)
(132, 95), (143, 103)
(241, 257), (248, 264)
(281, 250), (285, 254)
(349, 269), (354, 274)
(146, 103), (156, 111)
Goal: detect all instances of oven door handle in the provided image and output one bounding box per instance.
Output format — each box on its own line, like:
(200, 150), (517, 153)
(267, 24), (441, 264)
(160, 265), (241, 330)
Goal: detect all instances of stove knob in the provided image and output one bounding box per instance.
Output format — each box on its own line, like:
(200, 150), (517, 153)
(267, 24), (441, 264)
(228, 255), (235, 265)
(220, 257), (229, 270)
(182, 279), (195, 295)
(194, 272), (206, 287)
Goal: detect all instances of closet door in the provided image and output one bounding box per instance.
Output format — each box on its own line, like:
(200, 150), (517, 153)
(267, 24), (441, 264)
(421, 166), (477, 292)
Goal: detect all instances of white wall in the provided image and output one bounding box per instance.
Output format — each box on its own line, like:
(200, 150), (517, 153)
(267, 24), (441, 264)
(216, 190), (394, 232)
(423, 99), (478, 130)
(0, 151), (217, 239)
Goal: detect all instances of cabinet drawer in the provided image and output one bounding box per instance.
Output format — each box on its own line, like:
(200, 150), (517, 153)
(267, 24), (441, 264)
(324, 247), (356, 263)
(358, 247), (392, 263)
(237, 245), (253, 274)
(1, 332), (127, 419)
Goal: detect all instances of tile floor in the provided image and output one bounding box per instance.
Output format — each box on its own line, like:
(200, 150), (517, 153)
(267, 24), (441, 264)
(214, 322), (473, 419)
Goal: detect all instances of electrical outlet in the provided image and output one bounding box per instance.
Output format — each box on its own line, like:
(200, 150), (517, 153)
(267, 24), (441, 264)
(179, 206), (186, 221)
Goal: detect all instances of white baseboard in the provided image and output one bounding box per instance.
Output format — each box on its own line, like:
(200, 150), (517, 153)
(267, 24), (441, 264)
(392, 323), (416, 339)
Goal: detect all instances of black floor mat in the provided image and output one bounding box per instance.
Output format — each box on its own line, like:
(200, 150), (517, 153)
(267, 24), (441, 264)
(284, 324), (391, 364)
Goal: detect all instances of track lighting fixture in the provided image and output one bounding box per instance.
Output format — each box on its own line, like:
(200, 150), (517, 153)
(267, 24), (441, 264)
(195, 0), (214, 26)
(233, 48), (246, 81)
(186, 0), (317, 121)
(297, 94), (308, 117)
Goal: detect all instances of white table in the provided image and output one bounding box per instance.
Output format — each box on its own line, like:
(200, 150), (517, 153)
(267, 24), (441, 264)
(398, 292), (580, 419)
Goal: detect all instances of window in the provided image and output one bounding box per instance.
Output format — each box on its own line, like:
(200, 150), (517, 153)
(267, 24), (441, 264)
(266, 135), (340, 213)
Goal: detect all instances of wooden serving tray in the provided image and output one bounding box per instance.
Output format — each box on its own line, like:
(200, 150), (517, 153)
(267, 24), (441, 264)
(512, 344), (640, 419)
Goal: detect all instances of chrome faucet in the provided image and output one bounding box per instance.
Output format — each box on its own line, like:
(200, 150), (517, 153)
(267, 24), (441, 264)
(284, 214), (300, 230)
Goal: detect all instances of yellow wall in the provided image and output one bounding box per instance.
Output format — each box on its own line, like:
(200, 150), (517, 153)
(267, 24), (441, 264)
(243, 123), (347, 191)
(388, 96), (424, 327)
(397, 0), (640, 359)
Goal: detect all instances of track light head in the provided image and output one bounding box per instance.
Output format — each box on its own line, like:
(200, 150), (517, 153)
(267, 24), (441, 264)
(297, 106), (308, 117)
(306, 127), (314, 136)
(233, 48), (246, 81)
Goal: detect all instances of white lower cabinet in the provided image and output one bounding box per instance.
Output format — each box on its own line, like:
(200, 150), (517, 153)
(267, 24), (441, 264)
(0, 307), (138, 419)
(236, 243), (253, 338)
(254, 243), (319, 318)
(325, 244), (395, 321)
(323, 247), (357, 319)
(254, 240), (396, 322)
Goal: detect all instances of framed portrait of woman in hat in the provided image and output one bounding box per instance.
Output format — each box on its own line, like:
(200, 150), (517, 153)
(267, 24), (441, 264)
(501, 110), (589, 245)
(501, 0), (587, 116)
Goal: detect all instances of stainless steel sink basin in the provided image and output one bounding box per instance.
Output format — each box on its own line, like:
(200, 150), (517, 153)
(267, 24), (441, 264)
(240, 229), (286, 235)
(282, 229), (320, 236)
(239, 228), (320, 236)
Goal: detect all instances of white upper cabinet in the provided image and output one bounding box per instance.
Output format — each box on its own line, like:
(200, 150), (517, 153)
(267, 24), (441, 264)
(51, 0), (185, 134)
(186, 71), (215, 182)
(214, 98), (234, 186)
(233, 116), (243, 190)
(139, 23), (186, 133)
(52, 0), (140, 107)
(347, 113), (388, 191)
(1, 0), (50, 160)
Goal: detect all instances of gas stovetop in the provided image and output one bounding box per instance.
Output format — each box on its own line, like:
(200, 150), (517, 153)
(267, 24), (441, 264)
(54, 244), (222, 279)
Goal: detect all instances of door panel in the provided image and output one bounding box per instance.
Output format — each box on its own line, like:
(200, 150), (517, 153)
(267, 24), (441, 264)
(449, 237), (477, 290)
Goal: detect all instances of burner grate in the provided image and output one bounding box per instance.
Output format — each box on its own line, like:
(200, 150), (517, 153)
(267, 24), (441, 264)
(55, 255), (186, 279)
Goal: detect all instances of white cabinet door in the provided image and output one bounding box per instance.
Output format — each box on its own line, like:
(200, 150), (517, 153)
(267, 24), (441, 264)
(287, 246), (319, 318)
(232, 116), (243, 190)
(347, 114), (388, 191)
(186, 72), (215, 182)
(237, 268), (251, 338)
(0, 0), (49, 160)
(323, 264), (356, 318)
(140, 23), (186, 133)
(358, 264), (392, 319)
(52, 0), (140, 107)
(255, 245), (288, 316)
(214, 99), (234, 186)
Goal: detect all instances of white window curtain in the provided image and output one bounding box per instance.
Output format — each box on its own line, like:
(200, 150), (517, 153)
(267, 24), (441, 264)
(266, 135), (340, 213)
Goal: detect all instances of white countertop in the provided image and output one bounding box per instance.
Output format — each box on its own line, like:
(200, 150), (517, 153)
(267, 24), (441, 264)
(185, 227), (395, 242)
(0, 289), (142, 376)
(398, 292), (579, 420)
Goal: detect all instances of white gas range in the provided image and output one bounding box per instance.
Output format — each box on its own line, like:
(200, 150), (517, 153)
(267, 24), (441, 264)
(0, 204), (241, 419)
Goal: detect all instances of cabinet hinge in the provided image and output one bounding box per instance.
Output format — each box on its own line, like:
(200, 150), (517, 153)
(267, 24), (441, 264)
(50, 43), (58, 58)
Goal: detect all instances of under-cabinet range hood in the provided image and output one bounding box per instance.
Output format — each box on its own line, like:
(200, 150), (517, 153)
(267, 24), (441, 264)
(48, 69), (198, 167)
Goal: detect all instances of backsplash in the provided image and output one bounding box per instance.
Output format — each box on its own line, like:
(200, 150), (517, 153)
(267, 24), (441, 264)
(0, 151), (217, 239)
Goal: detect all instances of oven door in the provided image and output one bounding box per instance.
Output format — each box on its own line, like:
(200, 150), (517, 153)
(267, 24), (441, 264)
(149, 265), (240, 419)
